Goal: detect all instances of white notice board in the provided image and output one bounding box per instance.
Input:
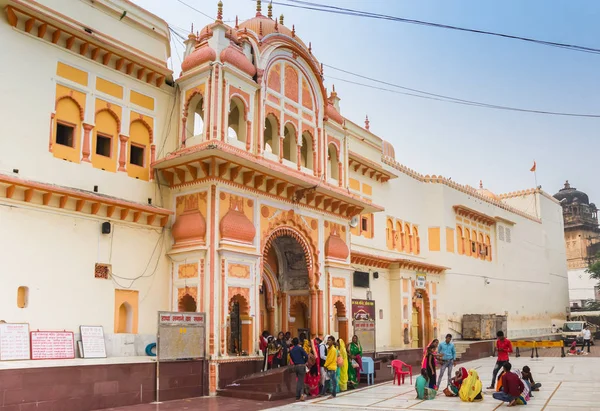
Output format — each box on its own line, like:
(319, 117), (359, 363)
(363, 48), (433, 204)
(30, 331), (75, 360)
(80, 326), (106, 358)
(0, 323), (31, 361)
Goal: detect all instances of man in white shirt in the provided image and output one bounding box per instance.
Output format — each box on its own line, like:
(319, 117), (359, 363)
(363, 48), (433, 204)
(319, 336), (330, 395)
(582, 325), (592, 353)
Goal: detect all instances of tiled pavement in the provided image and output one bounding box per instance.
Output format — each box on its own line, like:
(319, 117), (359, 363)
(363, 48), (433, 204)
(109, 354), (600, 410)
(267, 355), (600, 411)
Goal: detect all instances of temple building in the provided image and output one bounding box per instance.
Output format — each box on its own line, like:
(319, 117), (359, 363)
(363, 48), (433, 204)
(553, 181), (600, 308)
(0, 0), (569, 395)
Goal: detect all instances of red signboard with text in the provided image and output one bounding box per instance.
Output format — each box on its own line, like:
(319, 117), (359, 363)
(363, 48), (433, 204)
(30, 331), (75, 360)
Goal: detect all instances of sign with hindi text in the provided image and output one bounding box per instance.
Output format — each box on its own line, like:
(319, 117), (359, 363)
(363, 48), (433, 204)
(30, 331), (75, 360)
(80, 326), (107, 358)
(0, 323), (30, 361)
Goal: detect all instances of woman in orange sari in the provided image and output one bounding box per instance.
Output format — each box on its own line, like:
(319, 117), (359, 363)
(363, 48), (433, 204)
(305, 339), (321, 396)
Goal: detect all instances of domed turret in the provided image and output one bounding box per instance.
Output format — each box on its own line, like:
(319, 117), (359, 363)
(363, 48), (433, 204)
(477, 180), (499, 201)
(220, 197), (256, 244)
(553, 181), (590, 205)
(172, 196), (207, 248)
(325, 225), (349, 260)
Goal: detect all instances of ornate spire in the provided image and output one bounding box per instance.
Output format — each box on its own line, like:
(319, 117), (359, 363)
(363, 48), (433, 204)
(216, 1), (223, 22)
(320, 62), (323, 76)
(565, 180), (571, 189)
(279, 14), (284, 25)
(274, 18), (278, 31)
(235, 15), (239, 28)
(365, 115), (370, 130)
(292, 24), (296, 37)
(330, 84), (337, 97)
(259, 21), (263, 36)
(308, 42), (312, 53)
(479, 180), (483, 189)
(268, 1), (273, 18)
(256, 0), (262, 16)
(188, 23), (195, 39)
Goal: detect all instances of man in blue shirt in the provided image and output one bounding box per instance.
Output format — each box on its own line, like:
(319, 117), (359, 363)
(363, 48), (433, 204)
(437, 333), (456, 388)
(289, 337), (309, 401)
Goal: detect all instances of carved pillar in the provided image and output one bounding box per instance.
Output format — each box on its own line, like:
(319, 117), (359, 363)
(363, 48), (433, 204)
(310, 289), (318, 338)
(150, 144), (156, 180)
(297, 145), (301, 170)
(317, 290), (324, 336)
(82, 123), (93, 162)
(48, 113), (55, 152)
(256, 69), (264, 154)
(245, 120), (252, 151)
(312, 150), (317, 176)
(281, 292), (288, 332)
(279, 136), (283, 163)
(118, 134), (129, 172)
(338, 161), (343, 187)
(181, 117), (187, 147)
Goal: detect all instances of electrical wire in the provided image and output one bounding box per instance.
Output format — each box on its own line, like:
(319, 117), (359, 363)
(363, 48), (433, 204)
(273, 0), (600, 55)
(326, 74), (600, 118)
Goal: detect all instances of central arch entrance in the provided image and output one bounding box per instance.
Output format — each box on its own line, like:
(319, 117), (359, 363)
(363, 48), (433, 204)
(262, 225), (320, 337)
(411, 289), (432, 348)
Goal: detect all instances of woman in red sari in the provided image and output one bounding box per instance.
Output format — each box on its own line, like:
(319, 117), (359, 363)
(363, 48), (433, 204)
(305, 339), (321, 396)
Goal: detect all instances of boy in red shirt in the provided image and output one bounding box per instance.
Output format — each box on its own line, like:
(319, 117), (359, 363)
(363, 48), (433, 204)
(487, 331), (513, 389)
(492, 362), (524, 406)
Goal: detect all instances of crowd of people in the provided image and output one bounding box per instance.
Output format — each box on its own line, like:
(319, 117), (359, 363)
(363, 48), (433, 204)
(259, 330), (364, 401)
(416, 331), (542, 407)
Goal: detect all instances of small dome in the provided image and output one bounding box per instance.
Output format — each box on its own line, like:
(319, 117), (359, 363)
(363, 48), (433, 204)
(382, 140), (395, 159)
(181, 44), (216, 72)
(325, 227), (349, 260)
(238, 15), (307, 48)
(553, 180), (589, 205)
(220, 44), (256, 76)
(220, 204), (256, 244)
(172, 204), (207, 248)
(325, 103), (343, 124)
(477, 180), (499, 201)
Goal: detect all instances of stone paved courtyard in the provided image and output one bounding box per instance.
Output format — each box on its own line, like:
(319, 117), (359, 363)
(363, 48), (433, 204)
(266, 355), (599, 411)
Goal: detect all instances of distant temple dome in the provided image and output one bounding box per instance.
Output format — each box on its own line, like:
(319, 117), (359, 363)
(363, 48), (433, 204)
(553, 180), (590, 205)
(477, 181), (499, 201)
(181, 44), (216, 72)
(238, 14), (307, 48)
(382, 140), (395, 160)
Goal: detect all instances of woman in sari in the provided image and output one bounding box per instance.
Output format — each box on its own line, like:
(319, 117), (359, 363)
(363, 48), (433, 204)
(459, 369), (483, 402)
(337, 339), (349, 391)
(273, 332), (287, 368)
(304, 339), (321, 396)
(421, 339), (439, 369)
(348, 335), (363, 388)
(447, 367), (468, 396)
(415, 368), (437, 400)
(425, 345), (437, 389)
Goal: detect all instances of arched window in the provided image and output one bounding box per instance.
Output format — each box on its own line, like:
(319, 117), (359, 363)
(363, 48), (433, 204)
(282, 123), (297, 163)
(128, 120), (151, 181)
(227, 97), (247, 146)
(178, 294), (197, 312)
(413, 226), (420, 255)
(386, 218), (394, 250)
(471, 230), (478, 258)
(405, 223), (411, 253)
(485, 235), (492, 261)
(464, 228), (471, 256)
(478, 233), (485, 259)
(457, 226), (464, 255)
(300, 132), (314, 170)
(327, 144), (339, 181)
(53, 96), (82, 162)
(186, 94), (204, 146)
(117, 302), (133, 333)
(263, 114), (279, 156)
(396, 221), (404, 252)
(93, 109), (119, 172)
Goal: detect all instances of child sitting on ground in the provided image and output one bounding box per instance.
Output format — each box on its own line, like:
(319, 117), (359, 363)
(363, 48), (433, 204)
(521, 366), (541, 396)
(415, 368), (437, 400)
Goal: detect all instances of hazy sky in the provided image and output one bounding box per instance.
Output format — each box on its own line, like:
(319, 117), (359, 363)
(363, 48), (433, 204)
(133, 0), (600, 202)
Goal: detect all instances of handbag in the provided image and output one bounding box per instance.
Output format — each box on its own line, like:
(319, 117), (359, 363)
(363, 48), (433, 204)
(351, 359), (359, 368)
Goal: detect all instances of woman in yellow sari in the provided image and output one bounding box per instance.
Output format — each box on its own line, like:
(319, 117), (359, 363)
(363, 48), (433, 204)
(337, 339), (349, 391)
(459, 369), (483, 402)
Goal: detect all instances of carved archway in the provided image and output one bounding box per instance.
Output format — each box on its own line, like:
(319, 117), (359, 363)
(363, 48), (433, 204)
(262, 212), (320, 290)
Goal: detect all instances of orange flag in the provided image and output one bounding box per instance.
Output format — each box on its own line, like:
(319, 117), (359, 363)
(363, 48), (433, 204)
(530, 161), (536, 172)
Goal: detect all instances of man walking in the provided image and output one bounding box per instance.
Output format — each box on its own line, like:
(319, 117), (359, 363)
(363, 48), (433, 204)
(319, 336), (329, 395)
(437, 333), (456, 388)
(582, 325), (592, 353)
(487, 331), (513, 390)
(289, 337), (308, 401)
